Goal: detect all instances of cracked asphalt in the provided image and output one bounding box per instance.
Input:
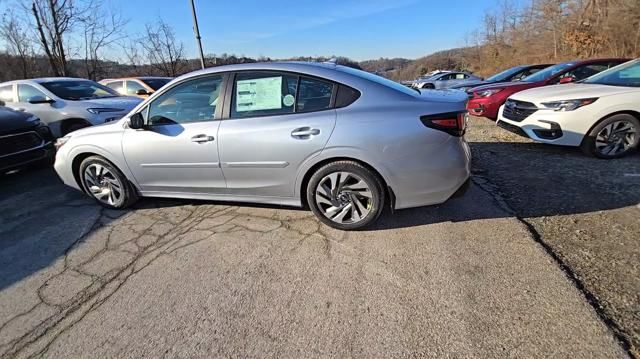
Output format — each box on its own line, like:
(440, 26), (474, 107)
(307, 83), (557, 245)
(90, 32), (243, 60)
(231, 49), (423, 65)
(0, 133), (633, 357)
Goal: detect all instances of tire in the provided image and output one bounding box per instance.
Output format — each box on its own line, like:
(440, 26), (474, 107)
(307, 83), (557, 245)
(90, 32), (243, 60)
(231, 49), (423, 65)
(306, 161), (385, 230)
(421, 83), (435, 89)
(580, 114), (640, 159)
(79, 156), (138, 209)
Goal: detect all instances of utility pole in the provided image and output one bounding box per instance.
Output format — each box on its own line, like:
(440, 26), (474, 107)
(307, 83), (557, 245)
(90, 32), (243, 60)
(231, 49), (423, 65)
(189, 0), (206, 69)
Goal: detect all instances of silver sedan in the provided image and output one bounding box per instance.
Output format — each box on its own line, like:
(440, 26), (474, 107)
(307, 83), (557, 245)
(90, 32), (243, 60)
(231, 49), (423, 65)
(54, 62), (471, 229)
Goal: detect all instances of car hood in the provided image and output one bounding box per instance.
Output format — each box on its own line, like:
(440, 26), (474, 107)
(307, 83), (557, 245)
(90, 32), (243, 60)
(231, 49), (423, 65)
(81, 96), (142, 110)
(417, 89), (469, 103)
(471, 81), (542, 93)
(511, 83), (640, 102)
(0, 107), (39, 135)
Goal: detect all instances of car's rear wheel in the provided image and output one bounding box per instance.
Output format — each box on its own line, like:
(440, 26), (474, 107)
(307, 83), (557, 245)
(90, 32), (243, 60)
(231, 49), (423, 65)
(307, 161), (385, 230)
(79, 156), (138, 209)
(581, 114), (639, 159)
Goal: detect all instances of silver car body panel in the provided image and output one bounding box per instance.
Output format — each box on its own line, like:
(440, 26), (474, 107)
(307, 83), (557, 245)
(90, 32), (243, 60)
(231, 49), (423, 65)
(54, 62), (471, 210)
(0, 78), (141, 138)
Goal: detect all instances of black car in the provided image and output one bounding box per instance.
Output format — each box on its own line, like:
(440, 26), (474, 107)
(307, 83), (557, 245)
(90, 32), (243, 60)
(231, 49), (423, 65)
(0, 103), (55, 174)
(449, 64), (555, 92)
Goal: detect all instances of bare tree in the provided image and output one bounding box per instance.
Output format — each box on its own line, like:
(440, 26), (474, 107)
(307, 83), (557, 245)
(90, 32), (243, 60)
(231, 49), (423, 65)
(80, 2), (127, 80)
(140, 19), (185, 76)
(30, 0), (87, 76)
(0, 11), (35, 78)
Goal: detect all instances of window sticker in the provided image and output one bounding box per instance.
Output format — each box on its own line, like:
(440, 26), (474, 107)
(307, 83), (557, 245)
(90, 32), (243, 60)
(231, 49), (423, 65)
(283, 94), (295, 107)
(236, 76), (282, 112)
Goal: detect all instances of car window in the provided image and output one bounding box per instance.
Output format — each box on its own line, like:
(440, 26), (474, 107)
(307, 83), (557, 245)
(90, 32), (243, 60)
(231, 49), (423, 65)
(297, 77), (333, 112)
(147, 75), (223, 125)
(141, 78), (171, 91)
(41, 80), (119, 100)
(105, 81), (125, 94)
(126, 80), (147, 95)
(18, 84), (47, 102)
(584, 59), (640, 87)
(454, 73), (467, 80)
(231, 72), (298, 118)
(522, 62), (575, 82)
(0, 85), (14, 103)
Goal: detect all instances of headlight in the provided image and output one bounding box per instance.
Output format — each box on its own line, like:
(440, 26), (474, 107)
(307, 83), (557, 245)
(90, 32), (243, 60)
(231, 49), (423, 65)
(55, 135), (71, 150)
(541, 98), (598, 111)
(476, 89), (503, 97)
(87, 108), (123, 114)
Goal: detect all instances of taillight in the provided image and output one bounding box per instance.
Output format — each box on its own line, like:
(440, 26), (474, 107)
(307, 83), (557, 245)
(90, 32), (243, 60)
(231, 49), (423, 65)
(420, 111), (467, 137)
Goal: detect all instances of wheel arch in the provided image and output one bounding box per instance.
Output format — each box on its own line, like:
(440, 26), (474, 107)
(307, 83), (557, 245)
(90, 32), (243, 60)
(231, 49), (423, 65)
(69, 149), (139, 194)
(60, 118), (92, 136)
(581, 110), (640, 146)
(298, 156), (395, 210)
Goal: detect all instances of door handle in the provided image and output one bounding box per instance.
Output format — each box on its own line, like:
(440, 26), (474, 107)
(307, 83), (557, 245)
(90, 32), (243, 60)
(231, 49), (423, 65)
(191, 134), (215, 143)
(291, 127), (320, 138)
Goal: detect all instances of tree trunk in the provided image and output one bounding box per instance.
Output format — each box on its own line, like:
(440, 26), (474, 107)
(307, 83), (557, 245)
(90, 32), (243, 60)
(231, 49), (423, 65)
(32, 2), (60, 77)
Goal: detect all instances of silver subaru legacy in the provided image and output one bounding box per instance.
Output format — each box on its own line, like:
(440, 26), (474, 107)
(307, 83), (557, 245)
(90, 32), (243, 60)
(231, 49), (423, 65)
(54, 62), (471, 229)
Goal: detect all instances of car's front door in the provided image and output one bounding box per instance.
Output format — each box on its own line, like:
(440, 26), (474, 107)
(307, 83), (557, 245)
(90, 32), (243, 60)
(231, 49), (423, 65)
(15, 84), (52, 122)
(217, 71), (337, 198)
(122, 74), (227, 194)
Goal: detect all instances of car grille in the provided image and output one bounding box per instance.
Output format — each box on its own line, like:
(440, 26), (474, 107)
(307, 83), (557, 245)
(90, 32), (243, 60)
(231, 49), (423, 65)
(0, 131), (44, 157)
(502, 99), (537, 122)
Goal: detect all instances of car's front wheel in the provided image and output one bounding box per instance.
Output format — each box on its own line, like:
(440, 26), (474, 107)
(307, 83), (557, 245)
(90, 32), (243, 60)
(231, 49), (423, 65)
(307, 161), (385, 230)
(79, 156), (138, 209)
(581, 114), (639, 159)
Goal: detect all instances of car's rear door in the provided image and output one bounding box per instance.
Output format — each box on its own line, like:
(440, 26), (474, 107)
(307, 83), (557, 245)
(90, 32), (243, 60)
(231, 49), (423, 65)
(217, 71), (337, 198)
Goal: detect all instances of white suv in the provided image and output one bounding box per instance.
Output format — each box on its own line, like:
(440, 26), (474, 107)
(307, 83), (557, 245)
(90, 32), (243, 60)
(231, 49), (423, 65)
(0, 78), (142, 138)
(496, 59), (640, 158)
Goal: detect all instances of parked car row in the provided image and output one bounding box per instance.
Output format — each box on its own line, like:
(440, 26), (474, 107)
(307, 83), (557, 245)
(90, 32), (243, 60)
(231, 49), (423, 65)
(0, 76), (172, 175)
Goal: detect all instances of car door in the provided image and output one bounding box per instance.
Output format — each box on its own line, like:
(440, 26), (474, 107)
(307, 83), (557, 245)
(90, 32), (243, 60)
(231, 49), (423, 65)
(0, 84), (16, 106)
(435, 73), (454, 89)
(121, 74), (227, 194)
(125, 80), (150, 97)
(217, 71), (337, 198)
(15, 84), (52, 122)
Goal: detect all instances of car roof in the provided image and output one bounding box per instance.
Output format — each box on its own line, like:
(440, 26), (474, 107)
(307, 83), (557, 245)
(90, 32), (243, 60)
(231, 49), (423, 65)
(100, 76), (173, 82)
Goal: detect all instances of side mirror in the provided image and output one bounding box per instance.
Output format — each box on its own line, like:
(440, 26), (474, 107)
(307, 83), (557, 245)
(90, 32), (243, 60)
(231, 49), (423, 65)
(136, 89), (150, 96)
(129, 112), (145, 129)
(559, 77), (575, 84)
(28, 96), (55, 104)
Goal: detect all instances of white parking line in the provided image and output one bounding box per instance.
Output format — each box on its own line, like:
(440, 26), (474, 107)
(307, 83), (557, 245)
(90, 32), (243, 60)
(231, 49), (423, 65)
(623, 173), (640, 177)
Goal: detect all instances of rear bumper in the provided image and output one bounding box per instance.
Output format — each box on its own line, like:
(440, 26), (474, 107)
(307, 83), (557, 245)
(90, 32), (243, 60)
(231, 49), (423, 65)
(392, 137), (471, 210)
(0, 142), (54, 173)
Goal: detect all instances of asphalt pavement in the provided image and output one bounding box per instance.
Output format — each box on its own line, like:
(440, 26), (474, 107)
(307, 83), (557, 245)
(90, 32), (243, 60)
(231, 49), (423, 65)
(0, 161), (628, 358)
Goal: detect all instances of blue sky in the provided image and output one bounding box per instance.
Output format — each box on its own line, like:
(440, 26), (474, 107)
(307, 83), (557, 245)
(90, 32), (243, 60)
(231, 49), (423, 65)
(109, 0), (511, 61)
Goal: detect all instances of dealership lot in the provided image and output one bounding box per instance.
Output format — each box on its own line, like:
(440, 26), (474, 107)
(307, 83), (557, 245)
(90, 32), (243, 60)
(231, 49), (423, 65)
(0, 118), (638, 358)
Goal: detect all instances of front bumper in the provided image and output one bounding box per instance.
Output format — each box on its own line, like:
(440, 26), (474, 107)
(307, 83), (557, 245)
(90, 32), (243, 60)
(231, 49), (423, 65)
(496, 105), (585, 146)
(467, 98), (500, 119)
(0, 141), (54, 173)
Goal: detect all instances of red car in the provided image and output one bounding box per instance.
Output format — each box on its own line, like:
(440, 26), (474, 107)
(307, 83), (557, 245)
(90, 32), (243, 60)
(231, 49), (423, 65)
(467, 58), (629, 119)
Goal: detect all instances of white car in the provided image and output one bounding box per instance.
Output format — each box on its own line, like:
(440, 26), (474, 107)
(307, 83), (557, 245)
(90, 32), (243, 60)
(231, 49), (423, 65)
(496, 59), (640, 158)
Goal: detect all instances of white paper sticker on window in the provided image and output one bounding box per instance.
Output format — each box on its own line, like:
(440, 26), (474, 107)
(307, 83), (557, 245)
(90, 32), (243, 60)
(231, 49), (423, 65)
(236, 76), (282, 112)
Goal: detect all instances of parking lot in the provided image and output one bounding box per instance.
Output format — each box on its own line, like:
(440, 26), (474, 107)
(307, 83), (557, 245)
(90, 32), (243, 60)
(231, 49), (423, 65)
(0, 117), (638, 358)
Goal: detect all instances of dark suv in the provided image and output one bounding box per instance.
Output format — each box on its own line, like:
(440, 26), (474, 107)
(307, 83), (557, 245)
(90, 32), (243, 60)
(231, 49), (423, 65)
(0, 102), (55, 174)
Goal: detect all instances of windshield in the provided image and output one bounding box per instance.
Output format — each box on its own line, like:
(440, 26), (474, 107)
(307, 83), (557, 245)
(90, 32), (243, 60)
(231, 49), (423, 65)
(338, 66), (419, 96)
(141, 78), (171, 91)
(486, 66), (524, 82)
(582, 60), (640, 87)
(521, 62), (575, 82)
(41, 80), (120, 100)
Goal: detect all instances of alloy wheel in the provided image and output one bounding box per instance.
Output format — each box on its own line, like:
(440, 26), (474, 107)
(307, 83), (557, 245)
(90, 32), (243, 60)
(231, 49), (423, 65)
(83, 163), (123, 206)
(595, 120), (637, 156)
(314, 171), (373, 224)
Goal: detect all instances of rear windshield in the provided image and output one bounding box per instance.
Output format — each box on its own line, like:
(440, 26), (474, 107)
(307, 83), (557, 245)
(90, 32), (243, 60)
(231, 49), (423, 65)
(486, 66), (524, 82)
(337, 66), (418, 96)
(141, 78), (171, 91)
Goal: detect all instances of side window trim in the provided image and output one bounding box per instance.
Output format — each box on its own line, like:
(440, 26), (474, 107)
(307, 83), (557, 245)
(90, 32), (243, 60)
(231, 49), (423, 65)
(141, 73), (229, 126)
(222, 70), (344, 120)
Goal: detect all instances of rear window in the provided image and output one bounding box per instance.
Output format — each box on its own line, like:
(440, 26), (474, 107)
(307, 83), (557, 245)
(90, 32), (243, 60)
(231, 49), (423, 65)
(337, 66), (418, 96)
